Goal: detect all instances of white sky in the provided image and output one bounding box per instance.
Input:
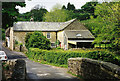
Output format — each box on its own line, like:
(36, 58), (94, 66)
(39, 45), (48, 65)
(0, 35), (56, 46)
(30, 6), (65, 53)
(16, 0), (94, 13)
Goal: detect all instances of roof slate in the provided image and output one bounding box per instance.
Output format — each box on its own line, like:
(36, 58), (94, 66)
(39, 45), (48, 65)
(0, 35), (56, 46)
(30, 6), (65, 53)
(64, 30), (95, 39)
(13, 19), (76, 31)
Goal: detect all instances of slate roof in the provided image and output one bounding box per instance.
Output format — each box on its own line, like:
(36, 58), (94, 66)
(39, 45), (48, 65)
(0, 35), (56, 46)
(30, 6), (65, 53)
(13, 19), (76, 31)
(65, 30), (95, 39)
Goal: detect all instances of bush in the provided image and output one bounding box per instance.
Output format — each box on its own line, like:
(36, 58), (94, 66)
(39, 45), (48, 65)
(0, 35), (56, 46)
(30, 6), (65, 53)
(26, 48), (120, 66)
(25, 32), (51, 50)
(15, 40), (18, 45)
(2, 29), (5, 40)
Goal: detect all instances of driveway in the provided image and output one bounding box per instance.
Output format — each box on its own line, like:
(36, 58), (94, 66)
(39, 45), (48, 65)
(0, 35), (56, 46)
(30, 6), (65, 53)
(2, 46), (81, 81)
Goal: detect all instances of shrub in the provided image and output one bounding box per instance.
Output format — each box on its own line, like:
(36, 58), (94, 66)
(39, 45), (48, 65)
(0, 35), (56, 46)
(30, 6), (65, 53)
(25, 33), (32, 48)
(26, 48), (120, 66)
(2, 29), (5, 40)
(15, 40), (18, 45)
(25, 32), (51, 50)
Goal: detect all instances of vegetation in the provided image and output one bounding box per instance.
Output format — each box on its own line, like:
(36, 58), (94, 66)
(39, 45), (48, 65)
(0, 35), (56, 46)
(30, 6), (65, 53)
(61, 2), (98, 21)
(18, 5), (48, 21)
(26, 48), (120, 67)
(94, 2), (120, 53)
(25, 32), (51, 50)
(2, 29), (5, 40)
(81, 1), (120, 54)
(2, 2), (26, 29)
(81, 2), (98, 18)
(44, 9), (72, 22)
(44, 4), (73, 22)
(81, 18), (106, 37)
(18, 2), (98, 22)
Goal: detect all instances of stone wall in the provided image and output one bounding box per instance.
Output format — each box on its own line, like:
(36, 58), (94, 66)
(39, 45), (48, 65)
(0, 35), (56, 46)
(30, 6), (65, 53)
(2, 59), (26, 81)
(14, 44), (28, 52)
(68, 58), (120, 80)
(13, 31), (57, 50)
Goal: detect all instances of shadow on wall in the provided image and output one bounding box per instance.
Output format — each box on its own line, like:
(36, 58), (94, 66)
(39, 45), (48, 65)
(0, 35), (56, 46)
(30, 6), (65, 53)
(2, 59), (26, 81)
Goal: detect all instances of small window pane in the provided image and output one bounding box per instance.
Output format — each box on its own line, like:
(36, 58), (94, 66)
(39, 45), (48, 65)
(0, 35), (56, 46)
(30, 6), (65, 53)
(47, 32), (50, 38)
(51, 43), (55, 46)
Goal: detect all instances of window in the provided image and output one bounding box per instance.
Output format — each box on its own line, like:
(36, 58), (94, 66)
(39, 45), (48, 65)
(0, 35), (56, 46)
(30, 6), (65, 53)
(76, 34), (82, 37)
(51, 43), (55, 47)
(47, 32), (50, 39)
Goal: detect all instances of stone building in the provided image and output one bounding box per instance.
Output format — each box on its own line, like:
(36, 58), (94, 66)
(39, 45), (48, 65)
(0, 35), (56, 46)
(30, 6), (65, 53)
(5, 19), (95, 50)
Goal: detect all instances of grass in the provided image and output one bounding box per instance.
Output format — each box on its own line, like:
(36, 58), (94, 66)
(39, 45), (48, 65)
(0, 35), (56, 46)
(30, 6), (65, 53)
(67, 71), (84, 79)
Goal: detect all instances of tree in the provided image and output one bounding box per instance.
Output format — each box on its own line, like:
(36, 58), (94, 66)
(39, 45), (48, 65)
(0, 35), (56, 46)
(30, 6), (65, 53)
(51, 3), (62, 11)
(30, 7), (48, 21)
(25, 32), (51, 50)
(44, 4), (73, 22)
(67, 2), (75, 11)
(94, 2), (120, 53)
(61, 2), (97, 21)
(2, 29), (5, 40)
(62, 5), (66, 10)
(2, 2), (26, 29)
(18, 4), (48, 21)
(44, 9), (71, 22)
(81, 2), (98, 17)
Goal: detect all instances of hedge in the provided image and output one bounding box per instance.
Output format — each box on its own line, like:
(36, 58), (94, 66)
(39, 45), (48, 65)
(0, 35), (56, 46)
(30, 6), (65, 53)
(26, 48), (120, 66)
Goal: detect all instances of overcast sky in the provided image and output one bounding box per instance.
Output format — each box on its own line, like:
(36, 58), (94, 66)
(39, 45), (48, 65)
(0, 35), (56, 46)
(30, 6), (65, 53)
(16, 0), (95, 13)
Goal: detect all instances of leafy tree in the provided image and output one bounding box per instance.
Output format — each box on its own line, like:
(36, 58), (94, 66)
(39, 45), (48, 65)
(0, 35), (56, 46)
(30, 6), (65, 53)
(2, 29), (5, 40)
(2, 2), (26, 29)
(67, 2), (75, 11)
(73, 13), (90, 20)
(44, 9), (72, 22)
(81, 18), (107, 37)
(44, 4), (73, 22)
(30, 8), (48, 21)
(25, 33), (32, 48)
(94, 2), (120, 53)
(18, 5), (48, 21)
(51, 3), (62, 11)
(81, 2), (98, 17)
(25, 32), (51, 50)
(62, 5), (66, 10)
(18, 12), (31, 21)
(61, 2), (97, 21)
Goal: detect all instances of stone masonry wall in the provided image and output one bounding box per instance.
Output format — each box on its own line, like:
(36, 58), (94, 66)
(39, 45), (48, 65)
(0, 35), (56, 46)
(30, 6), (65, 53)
(2, 59), (26, 81)
(13, 31), (57, 51)
(68, 58), (120, 79)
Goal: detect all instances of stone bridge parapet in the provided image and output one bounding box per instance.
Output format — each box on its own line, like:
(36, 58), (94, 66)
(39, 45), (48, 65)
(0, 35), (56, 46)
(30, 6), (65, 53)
(2, 59), (26, 81)
(68, 58), (120, 79)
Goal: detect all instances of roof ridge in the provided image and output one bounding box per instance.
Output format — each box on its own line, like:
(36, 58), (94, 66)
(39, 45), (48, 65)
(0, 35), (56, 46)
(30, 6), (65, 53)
(65, 18), (77, 23)
(16, 18), (77, 23)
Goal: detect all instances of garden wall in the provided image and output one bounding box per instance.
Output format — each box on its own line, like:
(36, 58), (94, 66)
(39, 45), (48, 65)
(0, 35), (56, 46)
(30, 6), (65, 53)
(2, 59), (26, 81)
(68, 58), (120, 79)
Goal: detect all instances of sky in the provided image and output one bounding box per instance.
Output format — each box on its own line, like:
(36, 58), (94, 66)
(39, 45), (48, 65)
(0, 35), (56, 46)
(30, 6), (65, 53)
(16, 0), (94, 13)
